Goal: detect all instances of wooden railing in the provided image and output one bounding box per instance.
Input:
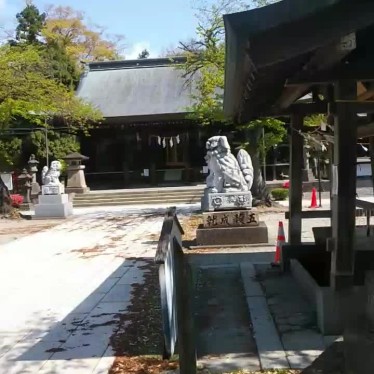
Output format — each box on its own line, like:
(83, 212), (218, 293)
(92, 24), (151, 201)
(154, 207), (197, 374)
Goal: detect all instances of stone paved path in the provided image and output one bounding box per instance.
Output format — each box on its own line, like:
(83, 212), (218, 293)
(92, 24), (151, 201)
(0, 208), (169, 374)
(194, 265), (260, 372)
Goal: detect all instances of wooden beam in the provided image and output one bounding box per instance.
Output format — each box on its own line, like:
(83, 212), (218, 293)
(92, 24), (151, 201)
(285, 210), (332, 220)
(357, 122), (374, 138)
(279, 101), (374, 117)
(340, 101), (374, 113)
(279, 102), (328, 116)
(288, 114), (304, 245)
(330, 81), (357, 291)
(286, 66), (374, 86)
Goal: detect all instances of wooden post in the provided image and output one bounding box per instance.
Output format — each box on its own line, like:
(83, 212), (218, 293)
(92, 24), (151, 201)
(330, 81), (357, 290)
(369, 137), (374, 191)
(288, 113), (304, 244)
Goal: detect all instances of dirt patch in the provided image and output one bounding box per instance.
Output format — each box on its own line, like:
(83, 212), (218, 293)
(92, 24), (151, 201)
(0, 217), (60, 245)
(181, 214), (202, 243)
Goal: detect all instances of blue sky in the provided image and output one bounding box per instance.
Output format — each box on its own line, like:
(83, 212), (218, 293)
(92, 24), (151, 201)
(0, 0), (223, 58)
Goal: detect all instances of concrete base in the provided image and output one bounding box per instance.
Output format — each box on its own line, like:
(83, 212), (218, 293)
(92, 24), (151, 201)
(290, 259), (366, 335)
(196, 222), (268, 246)
(34, 194), (73, 218)
(66, 187), (90, 194)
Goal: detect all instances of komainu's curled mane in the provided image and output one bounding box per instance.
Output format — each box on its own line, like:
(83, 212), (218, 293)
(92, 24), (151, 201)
(205, 136), (254, 193)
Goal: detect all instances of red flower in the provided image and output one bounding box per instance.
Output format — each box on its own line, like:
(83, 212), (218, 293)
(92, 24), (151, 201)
(10, 194), (24, 208)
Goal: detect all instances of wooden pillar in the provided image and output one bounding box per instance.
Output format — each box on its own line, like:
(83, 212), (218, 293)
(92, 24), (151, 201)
(288, 113), (304, 244)
(330, 81), (357, 290)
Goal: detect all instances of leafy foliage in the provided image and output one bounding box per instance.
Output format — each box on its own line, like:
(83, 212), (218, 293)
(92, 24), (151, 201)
(0, 43), (101, 169)
(29, 130), (80, 161)
(0, 44), (101, 130)
(271, 188), (289, 201)
(41, 41), (80, 89)
(42, 6), (124, 63)
(0, 137), (22, 169)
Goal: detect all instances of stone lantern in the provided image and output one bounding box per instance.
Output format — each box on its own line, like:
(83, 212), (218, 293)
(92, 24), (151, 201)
(28, 154), (41, 198)
(62, 152), (90, 194)
(17, 168), (32, 204)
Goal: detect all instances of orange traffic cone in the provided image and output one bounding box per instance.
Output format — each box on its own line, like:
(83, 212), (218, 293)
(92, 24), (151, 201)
(309, 187), (318, 209)
(272, 221), (285, 266)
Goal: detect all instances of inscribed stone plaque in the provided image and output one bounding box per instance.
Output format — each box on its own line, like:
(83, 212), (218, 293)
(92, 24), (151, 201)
(201, 191), (252, 211)
(0, 173), (13, 191)
(203, 210), (259, 228)
(42, 184), (64, 195)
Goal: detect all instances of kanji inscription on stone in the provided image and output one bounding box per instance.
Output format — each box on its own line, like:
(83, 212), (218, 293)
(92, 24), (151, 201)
(203, 210), (259, 228)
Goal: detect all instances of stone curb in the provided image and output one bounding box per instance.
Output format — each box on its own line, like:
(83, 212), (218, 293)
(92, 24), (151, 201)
(240, 262), (290, 370)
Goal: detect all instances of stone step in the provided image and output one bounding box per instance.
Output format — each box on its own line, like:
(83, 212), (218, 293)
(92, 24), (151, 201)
(73, 197), (201, 207)
(73, 193), (202, 202)
(73, 189), (204, 200)
(73, 194), (203, 202)
(74, 195), (201, 203)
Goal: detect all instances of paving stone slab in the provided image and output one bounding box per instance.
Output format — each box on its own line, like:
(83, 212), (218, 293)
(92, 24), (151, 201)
(240, 263), (289, 369)
(194, 265), (260, 372)
(101, 284), (133, 303)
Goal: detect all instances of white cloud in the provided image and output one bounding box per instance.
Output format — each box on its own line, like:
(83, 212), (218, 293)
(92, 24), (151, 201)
(125, 41), (158, 60)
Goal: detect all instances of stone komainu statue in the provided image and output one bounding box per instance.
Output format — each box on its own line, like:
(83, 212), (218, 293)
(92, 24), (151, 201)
(42, 161), (62, 186)
(205, 135), (254, 193)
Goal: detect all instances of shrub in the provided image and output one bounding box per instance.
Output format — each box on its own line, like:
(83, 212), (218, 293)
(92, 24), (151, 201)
(271, 188), (289, 201)
(10, 194), (24, 208)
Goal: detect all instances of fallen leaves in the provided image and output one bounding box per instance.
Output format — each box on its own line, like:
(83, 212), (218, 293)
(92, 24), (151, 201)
(110, 356), (177, 374)
(109, 259), (168, 374)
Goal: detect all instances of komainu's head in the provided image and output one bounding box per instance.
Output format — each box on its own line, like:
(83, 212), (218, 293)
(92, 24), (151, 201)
(206, 136), (231, 153)
(50, 160), (61, 171)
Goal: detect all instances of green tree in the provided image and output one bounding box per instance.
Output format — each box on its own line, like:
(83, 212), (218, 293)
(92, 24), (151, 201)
(0, 45), (101, 128)
(41, 41), (80, 89)
(0, 44), (102, 170)
(13, 3), (80, 90)
(138, 49), (150, 59)
(179, 0), (284, 205)
(15, 1), (46, 44)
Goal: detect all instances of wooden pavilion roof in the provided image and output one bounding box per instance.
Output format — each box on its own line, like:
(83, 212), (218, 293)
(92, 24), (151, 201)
(223, 0), (374, 123)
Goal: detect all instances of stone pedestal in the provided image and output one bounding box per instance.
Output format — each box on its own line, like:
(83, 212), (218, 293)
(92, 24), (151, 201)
(65, 166), (90, 194)
(201, 189), (252, 212)
(34, 193), (73, 218)
(196, 222), (268, 246)
(196, 209), (268, 246)
(62, 152), (90, 194)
